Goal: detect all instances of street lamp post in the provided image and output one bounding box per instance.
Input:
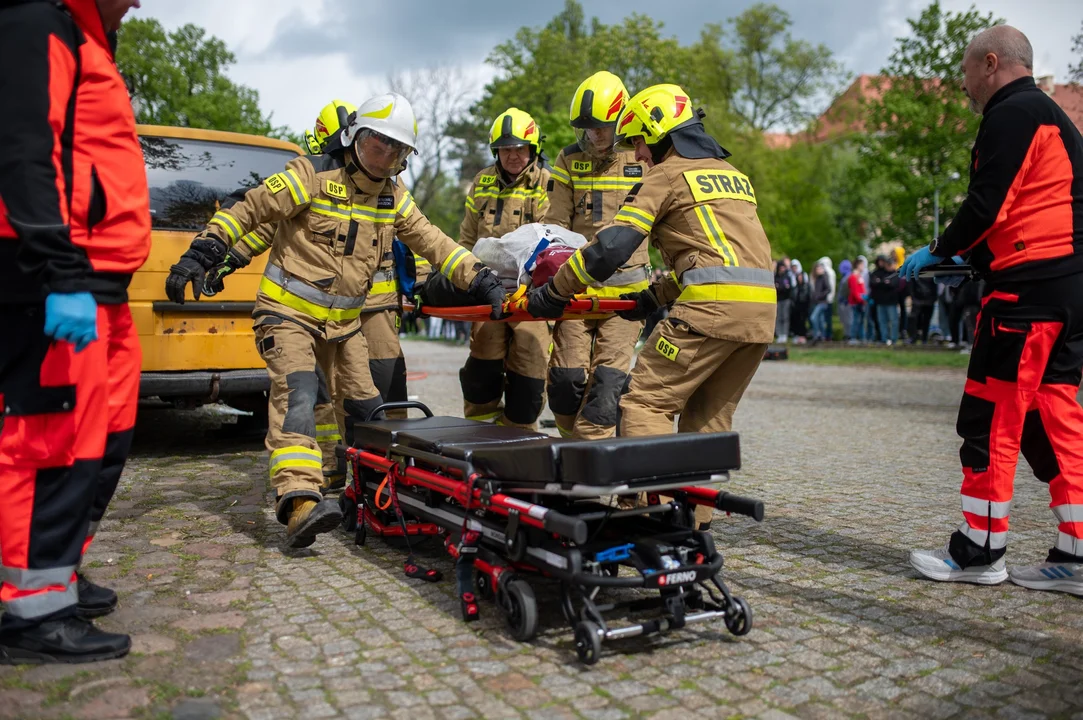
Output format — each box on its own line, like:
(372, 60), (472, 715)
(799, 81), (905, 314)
(933, 171), (961, 241)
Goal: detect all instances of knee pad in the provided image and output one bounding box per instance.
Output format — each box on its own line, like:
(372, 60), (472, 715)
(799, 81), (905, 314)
(368, 358), (399, 403)
(460, 357), (504, 405)
(343, 396), (386, 445)
(581, 366), (628, 428)
(547, 367), (587, 416)
(283, 371), (319, 437)
(504, 370), (545, 425)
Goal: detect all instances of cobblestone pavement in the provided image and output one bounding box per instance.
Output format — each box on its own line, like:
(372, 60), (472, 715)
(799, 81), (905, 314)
(3, 338), (1083, 720)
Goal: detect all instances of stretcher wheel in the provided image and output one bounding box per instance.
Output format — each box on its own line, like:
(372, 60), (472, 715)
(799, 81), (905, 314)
(725, 596), (752, 636)
(574, 621), (602, 665)
(500, 578), (538, 642)
(473, 568), (494, 602)
(340, 494), (358, 532)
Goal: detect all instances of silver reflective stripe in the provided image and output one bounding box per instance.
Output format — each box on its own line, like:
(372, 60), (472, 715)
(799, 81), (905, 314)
(1056, 531), (1083, 556)
(264, 264), (366, 310)
(680, 266), (774, 287)
(961, 495), (1011, 519)
(2, 581), (77, 618)
(1053, 504), (1083, 523)
(595, 266), (649, 288)
(958, 522), (1007, 549)
(269, 451), (322, 470)
(1, 564), (76, 590)
(86, 520), (101, 538)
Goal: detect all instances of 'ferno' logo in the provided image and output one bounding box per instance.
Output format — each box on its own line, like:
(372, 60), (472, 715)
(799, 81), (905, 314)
(657, 570), (697, 586)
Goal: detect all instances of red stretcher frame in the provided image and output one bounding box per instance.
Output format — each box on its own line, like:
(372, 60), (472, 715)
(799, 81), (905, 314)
(403, 297), (637, 323)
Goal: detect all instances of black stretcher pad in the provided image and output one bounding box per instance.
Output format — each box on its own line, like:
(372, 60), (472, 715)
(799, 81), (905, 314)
(353, 416), (740, 488)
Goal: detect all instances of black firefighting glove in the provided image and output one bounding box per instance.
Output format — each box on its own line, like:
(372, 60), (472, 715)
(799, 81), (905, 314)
(617, 288), (661, 321)
(526, 279), (571, 319)
(468, 267), (512, 320)
(202, 247), (251, 297)
(165, 235), (228, 304)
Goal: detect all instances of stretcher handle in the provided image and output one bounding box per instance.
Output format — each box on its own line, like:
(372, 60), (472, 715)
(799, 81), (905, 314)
(715, 492), (764, 522)
(914, 264), (976, 278)
(544, 511), (589, 545)
(365, 401), (434, 422)
(388, 442), (474, 479)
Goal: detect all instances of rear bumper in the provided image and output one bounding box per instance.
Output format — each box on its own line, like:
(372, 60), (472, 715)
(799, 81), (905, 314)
(140, 369), (269, 399)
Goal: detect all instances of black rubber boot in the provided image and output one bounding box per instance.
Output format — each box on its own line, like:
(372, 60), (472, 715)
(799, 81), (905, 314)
(0, 617), (130, 665)
(76, 573), (118, 619)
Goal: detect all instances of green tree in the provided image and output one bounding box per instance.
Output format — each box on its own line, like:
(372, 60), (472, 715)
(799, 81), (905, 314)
(116, 19), (289, 138)
(1070, 20), (1083, 85)
(858, 2), (1000, 249)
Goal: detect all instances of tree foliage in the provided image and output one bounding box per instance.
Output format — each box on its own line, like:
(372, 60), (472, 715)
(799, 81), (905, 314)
(1070, 20), (1083, 85)
(857, 2), (999, 249)
(116, 19), (288, 138)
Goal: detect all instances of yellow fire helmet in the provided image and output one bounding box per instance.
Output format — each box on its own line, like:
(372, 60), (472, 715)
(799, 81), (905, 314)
(615, 84), (695, 150)
(488, 107), (542, 157)
(569, 71), (628, 158)
(304, 99), (357, 155)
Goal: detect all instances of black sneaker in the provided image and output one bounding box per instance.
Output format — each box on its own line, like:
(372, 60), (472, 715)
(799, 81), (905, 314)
(76, 573), (118, 619)
(0, 616), (130, 665)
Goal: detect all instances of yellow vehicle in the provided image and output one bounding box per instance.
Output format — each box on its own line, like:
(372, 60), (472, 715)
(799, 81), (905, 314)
(132, 125), (302, 415)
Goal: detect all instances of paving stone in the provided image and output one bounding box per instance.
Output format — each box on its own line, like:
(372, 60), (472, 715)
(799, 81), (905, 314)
(172, 698), (223, 720)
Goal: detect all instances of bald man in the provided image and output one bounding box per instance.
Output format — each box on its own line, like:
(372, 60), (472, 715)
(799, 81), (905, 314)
(901, 25), (1083, 596)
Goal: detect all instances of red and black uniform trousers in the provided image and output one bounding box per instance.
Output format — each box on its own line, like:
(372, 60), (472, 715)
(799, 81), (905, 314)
(0, 301), (140, 628)
(950, 273), (1083, 568)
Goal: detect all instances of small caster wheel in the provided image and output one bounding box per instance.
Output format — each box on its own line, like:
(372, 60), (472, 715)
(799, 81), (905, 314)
(473, 568), (494, 601)
(574, 621), (602, 665)
(354, 523), (367, 547)
(725, 596), (752, 636)
(340, 494), (358, 532)
(501, 578), (538, 642)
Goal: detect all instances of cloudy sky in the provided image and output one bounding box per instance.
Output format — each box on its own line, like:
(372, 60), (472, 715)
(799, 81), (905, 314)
(137, 0), (1081, 135)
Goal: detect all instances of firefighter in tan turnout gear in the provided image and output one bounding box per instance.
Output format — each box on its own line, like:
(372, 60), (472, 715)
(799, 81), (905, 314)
(458, 108), (552, 428)
(526, 84), (776, 528)
(546, 71), (649, 439)
(165, 92), (508, 548)
(202, 100), (411, 490)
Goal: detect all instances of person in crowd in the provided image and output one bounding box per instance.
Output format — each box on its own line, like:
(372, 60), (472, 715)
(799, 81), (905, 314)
(809, 260), (832, 343)
(790, 259), (811, 344)
(846, 257), (868, 344)
(837, 258), (853, 340)
(908, 274), (937, 343)
(774, 259), (795, 343)
(815, 256), (836, 340)
(869, 254), (903, 344)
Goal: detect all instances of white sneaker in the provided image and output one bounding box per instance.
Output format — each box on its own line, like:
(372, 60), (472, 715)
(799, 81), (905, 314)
(1009, 563), (1083, 596)
(909, 546), (1008, 584)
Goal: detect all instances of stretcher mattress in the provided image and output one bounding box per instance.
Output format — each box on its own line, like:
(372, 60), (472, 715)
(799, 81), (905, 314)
(353, 416), (741, 491)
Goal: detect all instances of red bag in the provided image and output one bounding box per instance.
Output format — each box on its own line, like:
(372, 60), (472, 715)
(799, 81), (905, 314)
(531, 246), (577, 288)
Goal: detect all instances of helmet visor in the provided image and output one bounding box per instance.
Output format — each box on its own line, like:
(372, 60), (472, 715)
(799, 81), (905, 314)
(355, 128), (411, 178)
(575, 126), (616, 158)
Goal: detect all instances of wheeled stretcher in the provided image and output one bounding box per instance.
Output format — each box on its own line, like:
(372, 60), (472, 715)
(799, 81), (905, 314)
(342, 401), (764, 664)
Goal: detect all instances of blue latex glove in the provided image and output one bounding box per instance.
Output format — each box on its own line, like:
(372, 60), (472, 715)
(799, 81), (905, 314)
(44, 292), (98, 352)
(899, 247), (939, 281)
(935, 255), (967, 287)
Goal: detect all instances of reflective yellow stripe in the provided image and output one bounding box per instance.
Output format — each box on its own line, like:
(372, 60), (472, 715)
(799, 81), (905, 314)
(571, 177), (640, 191)
(472, 187), (542, 201)
(614, 206), (654, 233)
(242, 231), (269, 253)
(396, 191), (416, 218)
(315, 424), (342, 443)
(585, 279), (649, 298)
(465, 195), (477, 212)
(567, 250), (596, 286)
(441, 247), (469, 279)
(282, 169), (310, 206)
(413, 255), (431, 268)
(269, 446), (323, 478)
(369, 279), (397, 295)
(694, 205), (739, 266)
(678, 283), (776, 304)
(351, 205), (396, 224)
(258, 277), (365, 323)
(550, 166), (571, 185)
(467, 411), (503, 422)
(211, 211), (243, 241)
(311, 198), (351, 221)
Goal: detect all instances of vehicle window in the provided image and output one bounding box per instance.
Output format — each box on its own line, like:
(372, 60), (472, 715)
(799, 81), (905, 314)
(140, 136), (298, 231)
